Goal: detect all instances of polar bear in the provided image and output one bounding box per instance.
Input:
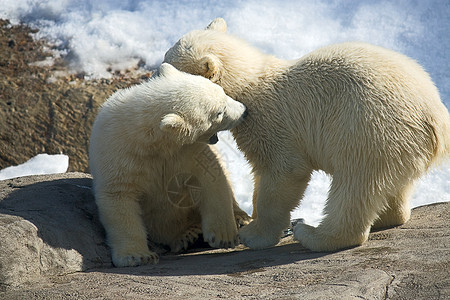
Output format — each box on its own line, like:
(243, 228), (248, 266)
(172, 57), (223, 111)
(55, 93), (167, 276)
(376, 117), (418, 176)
(89, 63), (250, 267)
(163, 18), (450, 252)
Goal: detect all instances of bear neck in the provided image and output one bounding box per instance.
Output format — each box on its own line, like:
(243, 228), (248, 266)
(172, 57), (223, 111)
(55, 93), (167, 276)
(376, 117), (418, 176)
(219, 50), (293, 104)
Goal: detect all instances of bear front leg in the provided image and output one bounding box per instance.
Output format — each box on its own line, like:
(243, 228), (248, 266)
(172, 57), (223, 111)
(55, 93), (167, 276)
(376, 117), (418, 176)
(191, 146), (240, 249)
(95, 190), (159, 267)
(239, 171), (311, 249)
(250, 173), (261, 218)
(198, 177), (239, 249)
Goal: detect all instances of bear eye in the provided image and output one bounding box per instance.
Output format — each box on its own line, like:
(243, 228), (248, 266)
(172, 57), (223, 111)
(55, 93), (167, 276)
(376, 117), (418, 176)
(216, 111), (224, 119)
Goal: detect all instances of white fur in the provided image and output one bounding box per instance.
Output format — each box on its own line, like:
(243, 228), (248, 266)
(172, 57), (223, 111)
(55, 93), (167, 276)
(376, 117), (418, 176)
(89, 63), (250, 267)
(164, 18), (450, 251)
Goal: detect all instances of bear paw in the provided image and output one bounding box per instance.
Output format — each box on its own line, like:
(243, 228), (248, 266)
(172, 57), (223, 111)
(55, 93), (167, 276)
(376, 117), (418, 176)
(112, 249), (159, 267)
(170, 225), (202, 253)
(238, 221), (281, 249)
(293, 223), (327, 251)
(293, 223), (367, 252)
(203, 222), (238, 249)
(235, 212), (252, 228)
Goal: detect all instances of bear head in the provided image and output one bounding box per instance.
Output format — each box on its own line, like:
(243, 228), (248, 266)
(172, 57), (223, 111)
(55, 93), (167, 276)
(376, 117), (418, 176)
(163, 18), (260, 99)
(158, 63), (248, 145)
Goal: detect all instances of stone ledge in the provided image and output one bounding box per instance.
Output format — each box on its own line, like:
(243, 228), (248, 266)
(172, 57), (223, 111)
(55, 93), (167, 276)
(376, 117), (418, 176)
(0, 173), (448, 299)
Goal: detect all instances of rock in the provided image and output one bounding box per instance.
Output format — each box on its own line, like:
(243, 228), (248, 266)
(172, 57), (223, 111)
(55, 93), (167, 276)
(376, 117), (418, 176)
(0, 173), (110, 291)
(0, 19), (152, 172)
(0, 173), (449, 299)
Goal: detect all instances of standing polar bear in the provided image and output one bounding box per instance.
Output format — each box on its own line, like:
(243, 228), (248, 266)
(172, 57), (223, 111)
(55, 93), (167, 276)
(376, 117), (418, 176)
(89, 63), (250, 267)
(164, 18), (450, 252)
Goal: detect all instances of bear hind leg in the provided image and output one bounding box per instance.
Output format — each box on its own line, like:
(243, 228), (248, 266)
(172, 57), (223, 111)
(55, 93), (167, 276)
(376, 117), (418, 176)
(233, 199), (252, 227)
(372, 183), (413, 230)
(169, 224), (202, 253)
(294, 173), (382, 252)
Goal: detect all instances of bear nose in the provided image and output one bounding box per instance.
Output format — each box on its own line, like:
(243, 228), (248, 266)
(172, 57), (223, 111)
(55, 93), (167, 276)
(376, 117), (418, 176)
(243, 107), (249, 118)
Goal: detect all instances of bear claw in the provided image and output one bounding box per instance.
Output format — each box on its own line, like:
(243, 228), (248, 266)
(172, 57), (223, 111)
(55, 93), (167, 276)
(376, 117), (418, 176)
(112, 251), (159, 267)
(170, 226), (202, 252)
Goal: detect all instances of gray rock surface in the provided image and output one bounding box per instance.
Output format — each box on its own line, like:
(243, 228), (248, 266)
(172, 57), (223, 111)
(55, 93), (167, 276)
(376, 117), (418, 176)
(0, 173), (110, 290)
(0, 173), (449, 299)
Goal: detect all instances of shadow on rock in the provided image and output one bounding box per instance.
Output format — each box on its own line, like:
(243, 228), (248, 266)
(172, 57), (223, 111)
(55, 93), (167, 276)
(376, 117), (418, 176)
(0, 173), (110, 289)
(0, 172), (328, 290)
(100, 242), (328, 277)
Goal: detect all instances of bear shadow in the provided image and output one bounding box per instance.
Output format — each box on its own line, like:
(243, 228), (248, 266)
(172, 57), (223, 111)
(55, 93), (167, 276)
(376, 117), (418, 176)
(100, 243), (328, 277)
(0, 175), (329, 278)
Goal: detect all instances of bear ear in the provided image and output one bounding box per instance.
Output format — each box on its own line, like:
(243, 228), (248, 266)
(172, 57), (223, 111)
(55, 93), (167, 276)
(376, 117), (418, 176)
(160, 113), (186, 132)
(160, 113), (196, 144)
(199, 54), (221, 82)
(206, 18), (227, 33)
(159, 63), (180, 77)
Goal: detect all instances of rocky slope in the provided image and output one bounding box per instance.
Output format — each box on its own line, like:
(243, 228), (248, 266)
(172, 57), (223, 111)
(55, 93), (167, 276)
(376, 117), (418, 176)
(0, 19), (152, 172)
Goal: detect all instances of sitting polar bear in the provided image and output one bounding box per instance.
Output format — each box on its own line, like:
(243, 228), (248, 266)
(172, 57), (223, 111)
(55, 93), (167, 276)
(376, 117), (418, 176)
(89, 63), (250, 267)
(164, 18), (450, 252)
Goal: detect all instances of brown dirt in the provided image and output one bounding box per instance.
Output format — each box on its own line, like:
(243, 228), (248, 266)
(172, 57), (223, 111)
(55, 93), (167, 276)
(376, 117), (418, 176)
(0, 19), (153, 172)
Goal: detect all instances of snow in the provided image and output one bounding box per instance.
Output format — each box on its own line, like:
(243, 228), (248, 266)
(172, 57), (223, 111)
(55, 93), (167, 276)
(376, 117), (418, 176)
(0, 154), (69, 181)
(0, 0), (449, 226)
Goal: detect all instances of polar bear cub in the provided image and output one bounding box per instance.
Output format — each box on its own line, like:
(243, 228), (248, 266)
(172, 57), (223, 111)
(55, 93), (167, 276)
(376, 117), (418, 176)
(164, 18), (450, 252)
(89, 63), (250, 267)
